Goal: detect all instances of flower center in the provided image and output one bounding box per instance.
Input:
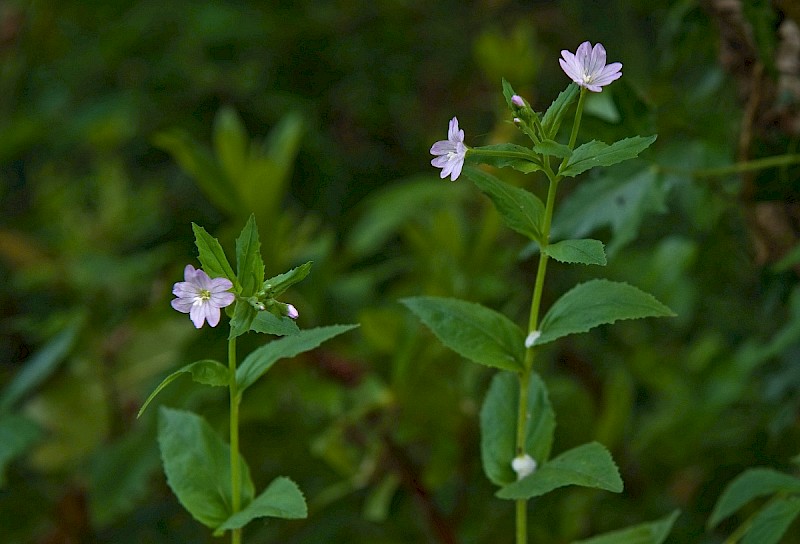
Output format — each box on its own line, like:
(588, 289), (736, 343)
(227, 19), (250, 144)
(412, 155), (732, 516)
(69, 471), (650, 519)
(194, 288), (212, 304)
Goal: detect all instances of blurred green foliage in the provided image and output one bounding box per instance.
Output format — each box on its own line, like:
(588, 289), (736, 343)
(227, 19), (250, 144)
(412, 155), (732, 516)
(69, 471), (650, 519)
(2, 0), (800, 542)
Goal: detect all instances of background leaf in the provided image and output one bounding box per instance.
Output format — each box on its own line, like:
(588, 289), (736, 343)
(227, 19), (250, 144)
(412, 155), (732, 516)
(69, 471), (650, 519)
(496, 442), (622, 500)
(709, 468), (800, 528)
(543, 239), (607, 266)
(559, 136), (657, 178)
(216, 476), (307, 532)
(480, 371), (555, 486)
(236, 324), (359, 392)
(536, 279), (674, 346)
(741, 497), (800, 544)
(464, 166), (545, 242)
(157, 408), (254, 529)
(573, 510), (679, 544)
(402, 296), (525, 372)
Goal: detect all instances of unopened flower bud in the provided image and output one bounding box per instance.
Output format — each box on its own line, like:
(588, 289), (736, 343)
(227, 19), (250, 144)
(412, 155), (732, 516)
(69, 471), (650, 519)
(286, 304), (299, 320)
(512, 454), (537, 480)
(511, 94), (525, 108)
(525, 330), (541, 348)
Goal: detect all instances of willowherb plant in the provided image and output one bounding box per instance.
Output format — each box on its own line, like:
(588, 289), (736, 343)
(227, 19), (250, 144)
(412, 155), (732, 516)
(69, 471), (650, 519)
(410, 41), (678, 543)
(139, 215), (357, 543)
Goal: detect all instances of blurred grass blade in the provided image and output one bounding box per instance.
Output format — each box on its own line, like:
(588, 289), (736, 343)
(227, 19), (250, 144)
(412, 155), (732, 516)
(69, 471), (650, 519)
(0, 320), (81, 413)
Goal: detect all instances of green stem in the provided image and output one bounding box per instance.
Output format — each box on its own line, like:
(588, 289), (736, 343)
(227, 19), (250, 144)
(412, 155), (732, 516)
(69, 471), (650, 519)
(514, 87), (587, 544)
(229, 336), (242, 544)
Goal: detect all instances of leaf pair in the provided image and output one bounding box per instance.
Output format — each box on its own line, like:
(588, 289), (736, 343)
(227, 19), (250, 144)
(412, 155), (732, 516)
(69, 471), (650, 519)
(402, 280), (673, 373)
(138, 325), (359, 417)
(480, 372), (621, 499)
(158, 408), (306, 534)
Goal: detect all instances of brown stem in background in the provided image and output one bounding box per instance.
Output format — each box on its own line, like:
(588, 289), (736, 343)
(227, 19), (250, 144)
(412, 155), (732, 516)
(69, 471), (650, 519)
(382, 433), (459, 544)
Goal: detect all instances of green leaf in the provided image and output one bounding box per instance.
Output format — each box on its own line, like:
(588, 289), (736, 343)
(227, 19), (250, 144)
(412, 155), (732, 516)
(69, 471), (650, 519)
(235, 214), (265, 297)
(213, 106), (248, 182)
(402, 297), (525, 372)
(709, 468), (800, 528)
(543, 239), (607, 266)
(263, 261), (313, 297)
(536, 279), (675, 346)
(216, 477), (307, 533)
(497, 442), (623, 500)
(501, 78), (518, 111)
(250, 311), (300, 336)
(467, 143), (543, 174)
(552, 166), (668, 257)
(542, 83), (579, 139)
(192, 223), (239, 289)
(573, 510), (680, 544)
(157, 408), (254, 529)
(463, 166), (545, 242)
(533, 139), (573, 159)
(236, 324), (359, 392)
(480, 372), (555, 486)
(229, 300), (258, 340)
(0, 320), (80, 413)
(559, 135), (657, 178)
(742, 497), (800, 544)
(137, 360), (229, 418)
(153, 129), (239, 215)
(0, 414), (42, 486)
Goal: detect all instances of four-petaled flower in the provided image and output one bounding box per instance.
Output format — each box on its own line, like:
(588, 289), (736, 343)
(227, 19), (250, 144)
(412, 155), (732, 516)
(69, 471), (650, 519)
(430, 117), (468, 181)
(559, 41), (622, 92)
(171, 264), (235, 328)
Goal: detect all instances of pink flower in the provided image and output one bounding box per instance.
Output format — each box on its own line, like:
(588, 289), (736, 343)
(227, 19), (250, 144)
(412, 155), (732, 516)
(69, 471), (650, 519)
(559, 41), (622, 92)
(430, 117), (467, 181)
(171, 265), (235, 328)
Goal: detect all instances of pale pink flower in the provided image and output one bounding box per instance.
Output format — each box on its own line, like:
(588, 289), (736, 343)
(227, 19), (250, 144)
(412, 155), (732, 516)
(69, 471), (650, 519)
(430, 117), (467, 181)
(171, 264), (235, 328)
(559, 41), (622, 92)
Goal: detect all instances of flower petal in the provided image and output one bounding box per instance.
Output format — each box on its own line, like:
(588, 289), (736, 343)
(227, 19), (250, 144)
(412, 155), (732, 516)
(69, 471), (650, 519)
(171, 297), (194, 313)
(189, 303), (207, 328)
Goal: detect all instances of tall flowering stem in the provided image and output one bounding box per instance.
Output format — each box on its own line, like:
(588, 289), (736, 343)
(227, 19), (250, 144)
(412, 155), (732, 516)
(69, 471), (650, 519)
(514, 91), (588, 544)
(229, 336), (242, 544)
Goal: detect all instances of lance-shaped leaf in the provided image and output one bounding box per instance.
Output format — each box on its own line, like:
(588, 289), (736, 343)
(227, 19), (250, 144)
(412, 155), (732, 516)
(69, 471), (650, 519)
(138, 360), (229, 417)
(542, 83), (579, 139)
(559, 135), (657, 178)
(158, 408), (254, 529)
(501, 78), (519, 111)
(543, 239), (607, 266)
(533, 139), (572, 159)
(229, 300), (258, 340)
(215, 477), (307, 533)
(235, 215), (265, 297)
(402, 297), (525, 372)
(0, 414), (42, 486)
(464, 166), (545, 242)
(467, 144), (543, 174)
(213, 106), (248, 183)
(236, 324), (359, 392)
(573, 510), (680, 544)
(709, 468), (800, 528)
(263, 261), (313, 297)
(496, 442), (622, 500)
(250, 311), (300, 336)
(480, 372), (555, 486)
(535, 279), (674, 346)
(192, 223), (239, 289)
(741, 497), (800, 544)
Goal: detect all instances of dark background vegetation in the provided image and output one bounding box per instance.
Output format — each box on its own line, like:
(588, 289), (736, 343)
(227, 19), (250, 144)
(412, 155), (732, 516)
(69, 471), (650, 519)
(2, 0), (800, 542)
